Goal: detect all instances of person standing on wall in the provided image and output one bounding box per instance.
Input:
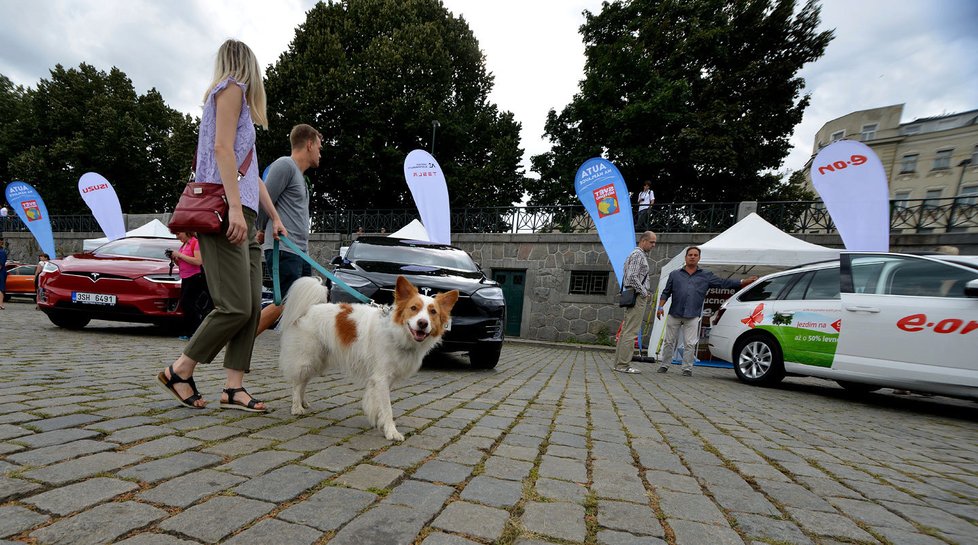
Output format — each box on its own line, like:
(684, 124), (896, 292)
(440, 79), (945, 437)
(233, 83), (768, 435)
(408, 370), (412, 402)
(636, 180), (655, 230)
(256, 123), (322, 335)
(614, 231), (657, 373)
(656, 246), (757, 376)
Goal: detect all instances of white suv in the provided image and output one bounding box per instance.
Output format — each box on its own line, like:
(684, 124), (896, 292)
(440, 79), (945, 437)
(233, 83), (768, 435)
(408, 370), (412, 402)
(708, 252), (978, 399)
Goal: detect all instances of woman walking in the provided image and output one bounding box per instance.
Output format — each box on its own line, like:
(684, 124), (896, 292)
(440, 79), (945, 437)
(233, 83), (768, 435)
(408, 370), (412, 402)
(156, 39), (286, 413)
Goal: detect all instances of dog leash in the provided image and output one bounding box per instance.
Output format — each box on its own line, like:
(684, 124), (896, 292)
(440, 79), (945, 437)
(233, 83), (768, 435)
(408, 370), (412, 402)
(272, 236), (373, 305)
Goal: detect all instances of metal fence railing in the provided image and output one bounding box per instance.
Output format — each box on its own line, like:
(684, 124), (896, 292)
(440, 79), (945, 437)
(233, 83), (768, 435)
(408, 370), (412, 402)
(1, 198), (975, 236)
(1, 215), (108, 234)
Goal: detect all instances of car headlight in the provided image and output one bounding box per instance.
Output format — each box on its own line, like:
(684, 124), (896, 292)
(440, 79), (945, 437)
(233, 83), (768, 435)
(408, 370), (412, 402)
(42, 261), (60, 273)
(472, 286), (505, 305)
(333, 272), (375, 289)
(143, 274), (182, 285)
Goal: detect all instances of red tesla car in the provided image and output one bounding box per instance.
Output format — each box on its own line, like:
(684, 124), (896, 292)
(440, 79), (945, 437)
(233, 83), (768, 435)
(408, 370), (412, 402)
(38, 237), (184, 329)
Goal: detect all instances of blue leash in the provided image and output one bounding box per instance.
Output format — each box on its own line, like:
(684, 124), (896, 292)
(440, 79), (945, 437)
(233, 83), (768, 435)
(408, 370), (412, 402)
(272, 236), (372, 305)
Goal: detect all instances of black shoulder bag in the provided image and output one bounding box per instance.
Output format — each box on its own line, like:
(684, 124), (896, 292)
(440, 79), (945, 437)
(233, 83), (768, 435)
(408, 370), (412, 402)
(619, 272), (648, 308)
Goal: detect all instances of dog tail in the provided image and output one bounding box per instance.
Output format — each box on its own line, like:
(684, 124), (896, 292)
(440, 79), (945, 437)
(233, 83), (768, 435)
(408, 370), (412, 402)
(280, 276), (329, 329)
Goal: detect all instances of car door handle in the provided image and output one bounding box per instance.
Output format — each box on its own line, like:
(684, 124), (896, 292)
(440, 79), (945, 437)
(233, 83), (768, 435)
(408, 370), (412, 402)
(844, 305), (880, 313)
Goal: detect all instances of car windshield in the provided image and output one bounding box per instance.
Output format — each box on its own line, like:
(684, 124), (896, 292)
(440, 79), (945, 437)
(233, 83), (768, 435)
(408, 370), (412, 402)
(93, 238), (176, 260)
(348, 241), (479, 272)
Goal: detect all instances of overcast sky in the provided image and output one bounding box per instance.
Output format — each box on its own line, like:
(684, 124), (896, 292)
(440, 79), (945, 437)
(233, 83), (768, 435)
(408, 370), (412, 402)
(1, 0), (976, 182)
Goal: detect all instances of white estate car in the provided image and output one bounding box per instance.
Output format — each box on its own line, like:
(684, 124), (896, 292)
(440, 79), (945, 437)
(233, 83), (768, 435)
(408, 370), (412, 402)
(708, 252), (978, 399)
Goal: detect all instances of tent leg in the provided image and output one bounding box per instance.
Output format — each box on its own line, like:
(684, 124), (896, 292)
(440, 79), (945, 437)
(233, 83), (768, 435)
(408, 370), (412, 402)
(631, 299), (657, 363)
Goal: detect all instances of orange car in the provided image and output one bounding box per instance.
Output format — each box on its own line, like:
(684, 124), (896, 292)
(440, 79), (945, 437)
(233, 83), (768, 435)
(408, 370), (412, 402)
(4, 263), (38, 301)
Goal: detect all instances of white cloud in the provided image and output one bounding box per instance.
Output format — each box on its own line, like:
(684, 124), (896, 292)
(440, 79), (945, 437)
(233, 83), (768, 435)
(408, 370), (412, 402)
(2, 0), (975, 184)
(441, 0), (604, 171)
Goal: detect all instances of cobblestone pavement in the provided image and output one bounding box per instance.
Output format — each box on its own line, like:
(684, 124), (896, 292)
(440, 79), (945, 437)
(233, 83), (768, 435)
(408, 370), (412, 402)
(1, 299), (977, 545)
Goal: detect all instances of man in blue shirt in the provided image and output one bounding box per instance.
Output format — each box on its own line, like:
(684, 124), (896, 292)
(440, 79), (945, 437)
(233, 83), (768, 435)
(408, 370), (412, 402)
(656, 246), (757, 376)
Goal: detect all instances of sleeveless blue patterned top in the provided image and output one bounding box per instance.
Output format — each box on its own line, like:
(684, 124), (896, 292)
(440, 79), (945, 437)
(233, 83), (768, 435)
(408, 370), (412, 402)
(195, 77), (259, 212)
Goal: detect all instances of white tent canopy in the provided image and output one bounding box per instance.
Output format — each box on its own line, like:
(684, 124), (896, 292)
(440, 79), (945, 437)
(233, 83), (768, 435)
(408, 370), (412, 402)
(340, 219), (431, 258)
(647, 212), (840, 358)
(388, 219), (430, 241)
(83, 219), (175, 251)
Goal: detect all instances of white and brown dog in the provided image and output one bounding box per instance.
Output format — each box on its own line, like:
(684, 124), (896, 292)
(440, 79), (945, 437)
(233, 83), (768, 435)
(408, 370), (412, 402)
(278, 275), (458, 441)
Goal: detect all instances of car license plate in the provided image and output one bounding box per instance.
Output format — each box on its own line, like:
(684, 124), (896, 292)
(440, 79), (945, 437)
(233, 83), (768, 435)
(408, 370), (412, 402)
(72, 292), (117, 305)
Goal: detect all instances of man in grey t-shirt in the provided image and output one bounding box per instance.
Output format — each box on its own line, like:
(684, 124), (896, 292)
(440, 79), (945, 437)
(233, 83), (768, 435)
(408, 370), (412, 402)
(256, 124), (322, 335)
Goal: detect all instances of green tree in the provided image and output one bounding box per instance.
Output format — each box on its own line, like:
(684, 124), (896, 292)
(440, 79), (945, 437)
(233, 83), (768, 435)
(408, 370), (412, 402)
(260, 0), (527, 214)
(0, 75), (30, 188)
(2, 64), (197, 214)
(758, 169), (817, 232)
(529, 0), (833, 206)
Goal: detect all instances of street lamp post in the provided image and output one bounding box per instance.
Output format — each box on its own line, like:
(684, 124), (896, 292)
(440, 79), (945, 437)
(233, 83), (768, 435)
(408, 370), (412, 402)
(949, 158), (973, 231)
(431, 120), (440, 155)
(954, 157), (973, 198)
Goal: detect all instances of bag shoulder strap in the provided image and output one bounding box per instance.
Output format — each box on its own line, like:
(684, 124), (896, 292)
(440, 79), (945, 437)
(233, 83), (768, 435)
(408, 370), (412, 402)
(190, 147), (255, 180)
(620, 271), (649, 294)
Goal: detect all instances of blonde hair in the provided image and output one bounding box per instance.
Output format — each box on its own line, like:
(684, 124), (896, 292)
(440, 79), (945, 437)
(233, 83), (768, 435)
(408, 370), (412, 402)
(204, 39), (268, 128)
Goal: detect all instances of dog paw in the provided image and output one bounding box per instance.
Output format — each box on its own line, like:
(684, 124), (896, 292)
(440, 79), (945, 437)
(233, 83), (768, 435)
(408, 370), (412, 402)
(291, 405), (306, 416)
(301, 400), (309, 409)
(384, 428), (404, 442)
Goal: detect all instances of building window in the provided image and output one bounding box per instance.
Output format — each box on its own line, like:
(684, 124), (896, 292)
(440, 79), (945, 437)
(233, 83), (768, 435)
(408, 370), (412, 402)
(893, 190), (912, 209)
(900, 154), (918, 174)
(860, 123), (877, 141)
(972, 145), (978, 165)
(569, 271), (609, 295)
(830, 130), (845, 142)
(959, 185), (978, 205)
(933, 149), (953, 170)
(902, 125), (921, 135)
(923, 188), (943, 209)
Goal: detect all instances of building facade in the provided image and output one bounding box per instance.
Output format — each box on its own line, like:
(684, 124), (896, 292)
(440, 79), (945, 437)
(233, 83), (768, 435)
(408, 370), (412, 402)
(811, 104), (978, 230)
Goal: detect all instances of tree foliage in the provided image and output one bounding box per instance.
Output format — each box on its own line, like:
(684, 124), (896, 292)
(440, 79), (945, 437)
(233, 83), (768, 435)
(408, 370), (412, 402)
(0, 64), (197, 214)
(260, 0), (527, 212)
(528, 0), (833, 206)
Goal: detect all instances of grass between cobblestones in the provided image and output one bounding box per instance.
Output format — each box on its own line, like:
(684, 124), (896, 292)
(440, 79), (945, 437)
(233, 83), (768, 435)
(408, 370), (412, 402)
(2, 306), (976, 545)
(601, 358), (677, 544)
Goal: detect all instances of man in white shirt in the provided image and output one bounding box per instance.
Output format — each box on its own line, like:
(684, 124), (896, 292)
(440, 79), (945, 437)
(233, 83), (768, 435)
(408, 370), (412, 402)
(636, 181), (654, 230)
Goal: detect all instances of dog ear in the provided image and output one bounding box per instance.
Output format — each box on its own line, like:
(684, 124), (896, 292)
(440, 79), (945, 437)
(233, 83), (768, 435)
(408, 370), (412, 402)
(436, 290), (459, 313)
(394, 275), (417, 301)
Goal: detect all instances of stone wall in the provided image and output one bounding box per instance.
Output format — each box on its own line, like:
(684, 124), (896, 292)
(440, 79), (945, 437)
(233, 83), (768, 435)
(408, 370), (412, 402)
(4, 228), (975, 344)
(452, 233), (717, 342)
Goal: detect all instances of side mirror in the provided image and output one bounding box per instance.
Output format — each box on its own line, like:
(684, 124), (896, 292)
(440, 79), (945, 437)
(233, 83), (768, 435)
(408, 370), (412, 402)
(330, 255), (345, 266)
(965, 279), (978, 298)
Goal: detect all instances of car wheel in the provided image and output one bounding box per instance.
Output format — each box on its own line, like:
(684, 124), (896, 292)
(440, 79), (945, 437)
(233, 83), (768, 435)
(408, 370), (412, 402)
(469, 346), (501, 369)
(48, 312), (91, 330)
(836, 380), (882, 393)
(733, 333), (785, 386)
